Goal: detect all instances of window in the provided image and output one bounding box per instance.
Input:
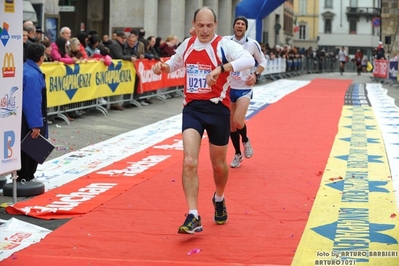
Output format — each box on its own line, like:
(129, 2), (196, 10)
(325, 0), (332, 8)
(349, 19), (357, 34)
(350, 0), (357, 7)
(299, 25), (306, 40)
(299, 0), (307, 15)
(325, 19), (332, 33)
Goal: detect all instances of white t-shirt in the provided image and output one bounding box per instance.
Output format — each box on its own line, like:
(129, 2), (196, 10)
(226, 35), (267, 90)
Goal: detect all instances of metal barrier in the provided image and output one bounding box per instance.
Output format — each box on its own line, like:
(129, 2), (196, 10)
(47, 56), (376, 125)
(258, 56), (358, 84)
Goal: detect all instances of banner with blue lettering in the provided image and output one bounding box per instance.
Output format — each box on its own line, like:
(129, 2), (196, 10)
(0, 0), (22, 175)
(41, 60), (135, 107)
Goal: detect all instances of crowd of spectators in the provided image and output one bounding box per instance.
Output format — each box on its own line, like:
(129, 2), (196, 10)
(23, 20), (395, 122)
(22, 21), (183, 122)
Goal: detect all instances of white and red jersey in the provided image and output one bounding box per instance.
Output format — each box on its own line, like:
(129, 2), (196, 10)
(227, 35), (266, 90)
(165, 34), (254, 108)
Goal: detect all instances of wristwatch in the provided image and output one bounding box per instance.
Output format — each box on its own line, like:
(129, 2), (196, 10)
(254, 72), (260, 78)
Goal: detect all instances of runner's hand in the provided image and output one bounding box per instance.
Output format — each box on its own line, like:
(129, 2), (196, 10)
(152, 62), (167, 75)
(206, 68), (221, 86)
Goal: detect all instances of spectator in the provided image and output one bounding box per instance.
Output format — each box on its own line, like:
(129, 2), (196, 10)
(111, 31), (118, 41)
(40, 39), (54, 62)
(124, 30), (151, 105)
(51, 27), (72, 60)
(376, 41), (386, 60)
(108, 31), (136, 63)
(108, 31), (137, 110)
(76, 31), (89, 59)
(51, 36), (77, 64)
(124, 29), (145, 59)
(138, 28), (146, 44)
(354, 49), (363, 75)
(35, 27), (46, 41)
(23, 28), (29, 62)
(68, 37), (85, 60)
(362, 56), (368, 72)
(160, 35), (178, 57)
(91, 42), (112, 66)
(390, 51), (398, 61)
(154, 36), (163, 56)
(26, 24), (37, 43)
(18, 43), (48, 182)
(101, 34), (113, 53)
(85, 35), (100, 57)
(146, 36), (160, 60)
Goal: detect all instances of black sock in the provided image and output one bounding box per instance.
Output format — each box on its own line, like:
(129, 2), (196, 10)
(237, 124), (248, 143)
(230, 131), (241, 155)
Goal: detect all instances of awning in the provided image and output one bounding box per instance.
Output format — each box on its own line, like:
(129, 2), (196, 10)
(23, 0), (37, 23)
(235, 0), (286, 41)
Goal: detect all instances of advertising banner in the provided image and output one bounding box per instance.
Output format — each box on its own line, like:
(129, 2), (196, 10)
(373, 59), (389, 79)
(42, 60), (136, 108)
(135, 58), (185, 94)
(388, 61), (398, 80)
(0, 0), (22, 175)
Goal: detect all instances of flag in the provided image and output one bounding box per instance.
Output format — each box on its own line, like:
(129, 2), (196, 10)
(293, 17), (299, 33)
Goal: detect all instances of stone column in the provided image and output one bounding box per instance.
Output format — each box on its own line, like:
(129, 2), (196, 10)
(185, 0), (203, 37)
(144, 0), (158, 38)
(217, 0), (233, 37)
(158, 0), (185, 42)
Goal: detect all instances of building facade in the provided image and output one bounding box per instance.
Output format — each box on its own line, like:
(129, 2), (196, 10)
(317, 0), (381, 58)
(27, 0), (291, 47)
(381, 0), (399, 57)
(293, 0), (319, 50)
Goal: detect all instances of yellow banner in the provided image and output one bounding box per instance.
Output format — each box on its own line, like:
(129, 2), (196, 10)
(41, 60), (136, 107)
(292, 106), (399, 265)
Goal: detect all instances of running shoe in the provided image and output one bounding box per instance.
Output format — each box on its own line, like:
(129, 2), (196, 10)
(178, 213), (203, 234)
(212, 193), (228, 225)
(230, 154), (243, 168)
(243, 140), (253, 158)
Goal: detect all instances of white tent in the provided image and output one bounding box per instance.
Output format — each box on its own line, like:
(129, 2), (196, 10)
(23, 0), (37, 22)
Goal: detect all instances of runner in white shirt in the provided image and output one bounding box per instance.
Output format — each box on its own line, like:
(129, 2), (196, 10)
(338, 46), (347, 75)
(228, 16), (267, 168)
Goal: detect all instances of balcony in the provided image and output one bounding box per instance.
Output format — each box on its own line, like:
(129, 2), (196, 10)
(346, 7), (381, 21)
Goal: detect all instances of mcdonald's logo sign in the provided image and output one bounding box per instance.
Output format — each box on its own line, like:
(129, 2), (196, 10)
(2, 53), (15, 78)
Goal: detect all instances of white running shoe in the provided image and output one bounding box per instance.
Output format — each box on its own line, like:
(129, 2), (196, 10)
(230, 154), (243, 168)
(243, 140), (253, 158)
(98, 98), (107, 104)
(139, 100), (149, 106)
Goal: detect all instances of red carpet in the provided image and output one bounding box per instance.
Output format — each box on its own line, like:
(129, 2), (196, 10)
(4, 79), (352, 265)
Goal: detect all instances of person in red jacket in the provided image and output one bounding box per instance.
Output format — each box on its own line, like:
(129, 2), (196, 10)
(354, 49), (363, 76)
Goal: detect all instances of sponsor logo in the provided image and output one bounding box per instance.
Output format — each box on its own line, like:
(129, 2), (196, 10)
(2, 131), (15, 163)
(2, 53), (15, 77)
(0, 86), (18, 118)
(0, 22), (21, 47)
(4, 0), (15, 13)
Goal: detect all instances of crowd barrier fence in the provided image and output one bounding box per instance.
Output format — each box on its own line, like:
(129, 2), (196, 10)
(41, 56), (369, 125)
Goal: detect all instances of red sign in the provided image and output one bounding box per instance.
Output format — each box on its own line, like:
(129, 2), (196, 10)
(373, 59), (388, 78)
(135, 58), (185, 94)
(371, 17), (381, 27)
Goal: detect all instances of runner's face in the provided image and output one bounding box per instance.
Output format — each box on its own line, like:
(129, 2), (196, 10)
(192, 9), (217, 43)
(234, 20), (246, 39)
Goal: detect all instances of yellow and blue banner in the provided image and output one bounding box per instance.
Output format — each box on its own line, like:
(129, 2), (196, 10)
(41, 60), (135, 107)
(293, 83), (399, 265)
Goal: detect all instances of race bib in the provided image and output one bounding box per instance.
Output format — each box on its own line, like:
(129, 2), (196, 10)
(186, 64), (212, 93)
